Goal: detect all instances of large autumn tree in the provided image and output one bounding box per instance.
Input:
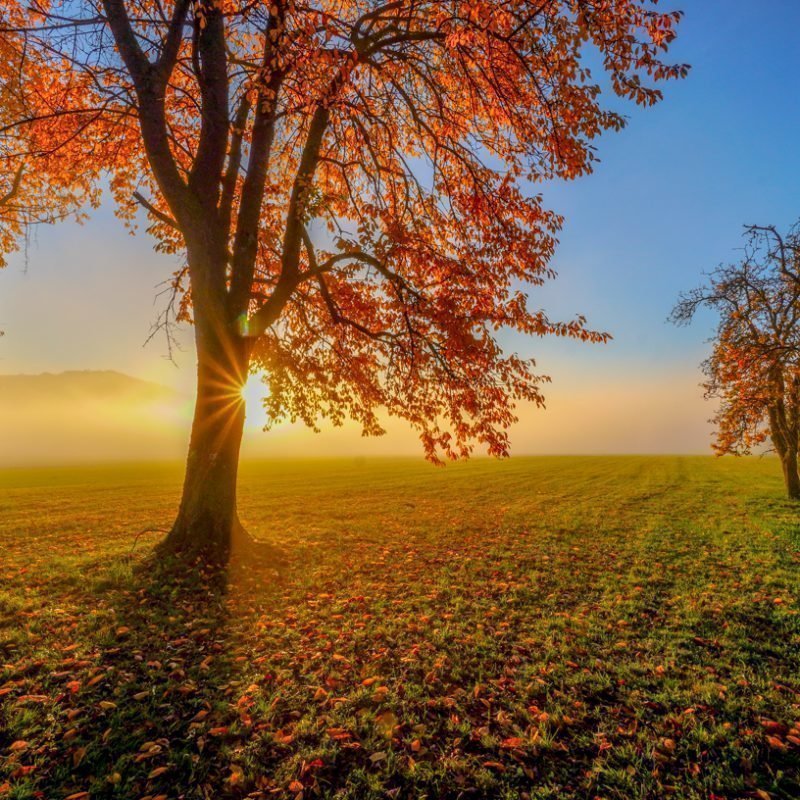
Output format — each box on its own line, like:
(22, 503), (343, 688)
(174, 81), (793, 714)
(2, 1), (687, 562)
(672, 222), (800, 499)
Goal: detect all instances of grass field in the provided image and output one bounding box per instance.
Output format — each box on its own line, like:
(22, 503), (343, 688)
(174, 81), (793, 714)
(1, 456), (799, 800)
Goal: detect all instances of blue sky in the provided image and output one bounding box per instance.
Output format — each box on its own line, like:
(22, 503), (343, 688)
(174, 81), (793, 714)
(1, 0), (798, 454)
(533, 0), (800, 362)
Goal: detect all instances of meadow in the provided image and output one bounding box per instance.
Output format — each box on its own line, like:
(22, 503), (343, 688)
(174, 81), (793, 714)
(1, 456), (799, 800)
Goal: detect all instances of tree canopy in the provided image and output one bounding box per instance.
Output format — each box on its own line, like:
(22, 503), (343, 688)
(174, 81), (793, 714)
(2, 0), (687, 457)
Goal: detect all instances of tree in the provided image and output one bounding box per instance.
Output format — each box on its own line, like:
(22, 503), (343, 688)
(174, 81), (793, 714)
(672, 222), (800, 499)
(3, 1), (687, 563)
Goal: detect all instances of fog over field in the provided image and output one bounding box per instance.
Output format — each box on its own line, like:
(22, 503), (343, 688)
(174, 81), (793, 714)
(0, 369), (714, 466)
(0, 371), (188, 465)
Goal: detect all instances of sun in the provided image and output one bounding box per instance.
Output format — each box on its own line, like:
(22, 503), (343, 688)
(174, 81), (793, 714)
(240, 372), (269, 428)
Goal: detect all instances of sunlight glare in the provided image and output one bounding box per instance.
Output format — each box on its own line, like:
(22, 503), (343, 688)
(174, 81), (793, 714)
(241, 372), (270, 429)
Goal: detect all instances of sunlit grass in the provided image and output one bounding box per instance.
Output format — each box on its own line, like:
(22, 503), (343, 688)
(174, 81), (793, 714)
(0, 456), (799, 799)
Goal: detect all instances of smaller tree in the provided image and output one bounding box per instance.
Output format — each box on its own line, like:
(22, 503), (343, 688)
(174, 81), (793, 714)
(672, 222), (800, 498)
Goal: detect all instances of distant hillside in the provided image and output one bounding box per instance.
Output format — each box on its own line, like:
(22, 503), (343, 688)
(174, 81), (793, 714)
(0, 370), (179, 405)
(0, 371), (189, 465)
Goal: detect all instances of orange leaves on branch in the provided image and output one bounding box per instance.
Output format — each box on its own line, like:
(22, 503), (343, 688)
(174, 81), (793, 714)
(0, 28), (111, 268)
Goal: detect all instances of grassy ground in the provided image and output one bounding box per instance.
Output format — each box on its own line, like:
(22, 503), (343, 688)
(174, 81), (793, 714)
(1, 456), (799, 800)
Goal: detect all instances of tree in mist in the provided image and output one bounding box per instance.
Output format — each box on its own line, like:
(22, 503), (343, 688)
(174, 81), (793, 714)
(2, 0), (687, 562)
(672, 222), (800, 499)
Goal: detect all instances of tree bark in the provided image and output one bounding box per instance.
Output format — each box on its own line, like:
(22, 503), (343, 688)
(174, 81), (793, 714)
(781, 449), (800, 500)
(768, 406), (800, 500)
(161, 315), (250, 564)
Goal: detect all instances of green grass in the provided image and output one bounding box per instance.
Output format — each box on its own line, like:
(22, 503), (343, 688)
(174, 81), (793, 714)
(1, 456), (799, 800)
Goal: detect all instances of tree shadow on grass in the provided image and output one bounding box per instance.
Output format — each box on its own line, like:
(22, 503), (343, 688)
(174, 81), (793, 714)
(5, 514), (800, 800)
(5, 547), (286, 800)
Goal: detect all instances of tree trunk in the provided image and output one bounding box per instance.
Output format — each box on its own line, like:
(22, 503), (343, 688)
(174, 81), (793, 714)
(767, 406), (800, 500)
(781, 449), (800, 500)
(162, 325), (250, 564)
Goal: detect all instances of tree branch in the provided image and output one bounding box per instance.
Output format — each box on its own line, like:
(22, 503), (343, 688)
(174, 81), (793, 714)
(133, 190), (179, 229)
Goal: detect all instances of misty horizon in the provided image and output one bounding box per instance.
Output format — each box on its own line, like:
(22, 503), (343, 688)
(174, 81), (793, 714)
(0, 368), (716, 466)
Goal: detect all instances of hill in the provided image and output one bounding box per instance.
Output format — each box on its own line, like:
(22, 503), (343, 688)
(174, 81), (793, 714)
(0, 369), (180, 404)
(0, 370), (188, 465)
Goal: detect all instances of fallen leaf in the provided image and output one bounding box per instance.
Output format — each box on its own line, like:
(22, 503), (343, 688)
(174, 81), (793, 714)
(375, 709), (398, 737)
(148, 766), (169, 779)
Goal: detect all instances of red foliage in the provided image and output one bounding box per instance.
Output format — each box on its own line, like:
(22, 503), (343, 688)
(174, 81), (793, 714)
(2, 1), (687, 459)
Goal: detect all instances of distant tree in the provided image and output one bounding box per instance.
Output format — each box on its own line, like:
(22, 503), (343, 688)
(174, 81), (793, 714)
(672, 222), (800, 499)
(3, 1), (687, 564)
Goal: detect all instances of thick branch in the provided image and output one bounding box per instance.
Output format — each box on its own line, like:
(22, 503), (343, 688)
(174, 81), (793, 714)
(0, 163), (25, 208)
(280, 102), (331, 279)
(219, 94), (251, 239)
(101, 0), (193, 222)
(229, 76), (285, 314)
(188, 0), (230, 209)
(133, 190), (179, 229)
(229, 0), (287, 316)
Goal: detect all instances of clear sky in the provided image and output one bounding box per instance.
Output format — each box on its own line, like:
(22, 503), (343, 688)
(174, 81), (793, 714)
(1, 0), (799, 458)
